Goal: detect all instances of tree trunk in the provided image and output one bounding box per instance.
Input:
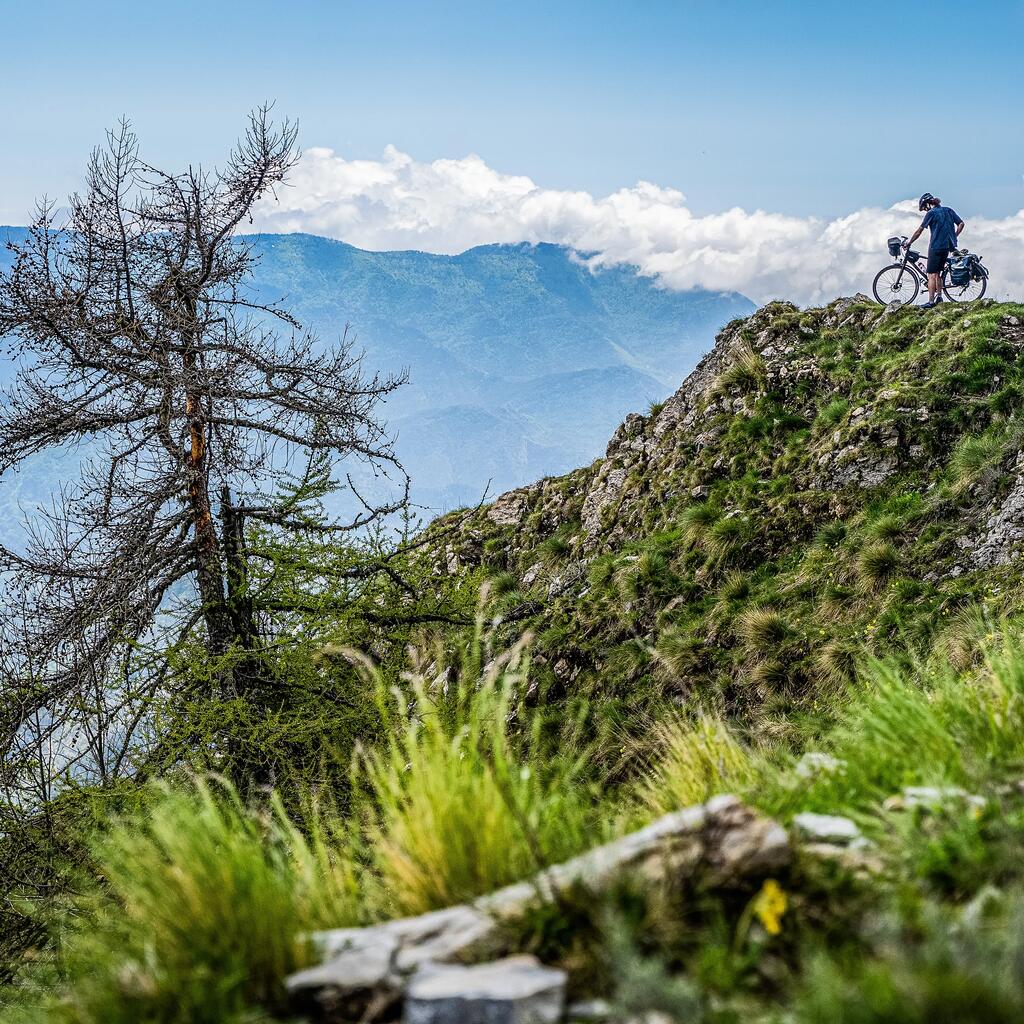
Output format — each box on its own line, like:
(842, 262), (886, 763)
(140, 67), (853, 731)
(220, 485), (257, 650)
(183, 370), (231, 658)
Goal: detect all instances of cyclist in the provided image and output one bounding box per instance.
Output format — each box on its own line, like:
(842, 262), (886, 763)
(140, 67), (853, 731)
(905, 193), (965, 308)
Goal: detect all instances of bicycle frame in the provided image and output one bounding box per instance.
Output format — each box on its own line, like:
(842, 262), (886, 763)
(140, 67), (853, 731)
(892, 242), (968, 287)
(892, 251), (931, 286)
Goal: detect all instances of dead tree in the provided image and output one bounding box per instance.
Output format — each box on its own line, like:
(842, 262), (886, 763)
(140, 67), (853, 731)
(0, 108), (408, 787)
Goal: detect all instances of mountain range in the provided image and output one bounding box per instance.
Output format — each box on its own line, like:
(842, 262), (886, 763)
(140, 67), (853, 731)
(0, 228), (752, 530)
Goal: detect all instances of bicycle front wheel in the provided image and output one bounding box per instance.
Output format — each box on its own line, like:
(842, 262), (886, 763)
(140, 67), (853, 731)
(872, 264), (920, 305)
(942, 270), (987, 303)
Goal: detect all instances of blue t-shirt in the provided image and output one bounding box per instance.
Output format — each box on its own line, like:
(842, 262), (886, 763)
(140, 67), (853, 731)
(921, 206), (963, 252)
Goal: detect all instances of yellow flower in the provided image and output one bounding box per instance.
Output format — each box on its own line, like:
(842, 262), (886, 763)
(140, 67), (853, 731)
(752, 878), (788, 936)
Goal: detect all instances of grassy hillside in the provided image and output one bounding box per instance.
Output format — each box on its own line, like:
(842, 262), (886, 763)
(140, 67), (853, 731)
(427, 296), (1024, 740)
(8, 296), (1024, 1023)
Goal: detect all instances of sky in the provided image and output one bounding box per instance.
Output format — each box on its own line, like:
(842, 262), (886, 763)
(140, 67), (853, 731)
(2, 0), (1023, 302)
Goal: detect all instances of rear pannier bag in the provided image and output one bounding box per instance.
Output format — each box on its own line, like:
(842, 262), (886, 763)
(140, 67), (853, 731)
(949, 256), (972, 287)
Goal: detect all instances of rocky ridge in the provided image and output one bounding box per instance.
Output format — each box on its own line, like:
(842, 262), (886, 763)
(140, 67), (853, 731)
(426, 296), (1024, 711)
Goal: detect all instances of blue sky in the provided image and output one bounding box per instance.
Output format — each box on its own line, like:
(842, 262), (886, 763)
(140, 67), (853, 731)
(2, 0), (1022, 226)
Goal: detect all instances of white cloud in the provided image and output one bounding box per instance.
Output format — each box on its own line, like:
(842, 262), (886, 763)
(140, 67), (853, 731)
(252, 146), (1024, 305)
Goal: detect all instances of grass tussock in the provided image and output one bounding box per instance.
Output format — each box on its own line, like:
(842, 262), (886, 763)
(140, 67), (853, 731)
(352, 621), (600, 916)
(857, 541), (899, 591)
(811, 638), (860, 690)
(8, 778), (356, 1024)
(737, 607), (790, 658)
(711, 343), (768, 398)
(762, 636), (1024, 818)
(637, 715), (755, 816)
(948, 422), (1023, 493)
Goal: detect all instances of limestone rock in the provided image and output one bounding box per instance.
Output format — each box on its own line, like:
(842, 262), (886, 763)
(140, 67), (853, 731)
(488, 492), (528, 528)
(794, 752), (845, 780)
(288, 905), (501, 1020)
(287, 798), (789, 1019)
(966, 469), (1024, 567)
(793, 812), (865, 847)
(883, 785), (986, 813)
(404, 955), (566, 1024)
(700, 794), (791, 882)
(286, 931), (399, 1020)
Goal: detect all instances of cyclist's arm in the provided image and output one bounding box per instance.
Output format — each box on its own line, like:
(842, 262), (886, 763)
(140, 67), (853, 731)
(907, 225), (925, 246)
(956, 219), (965, 236)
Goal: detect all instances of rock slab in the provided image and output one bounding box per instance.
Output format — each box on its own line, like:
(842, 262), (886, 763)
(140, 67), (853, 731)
(404, 956), (566, 1024)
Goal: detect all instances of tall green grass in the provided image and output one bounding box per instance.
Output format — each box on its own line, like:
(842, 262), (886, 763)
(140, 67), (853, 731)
(759, 633), (1024, 818)
(1, 778), (355, 1024)
(14, 615), (1024, 1023)
(636, 715), (755, 816)
(350, 610), (603, 917)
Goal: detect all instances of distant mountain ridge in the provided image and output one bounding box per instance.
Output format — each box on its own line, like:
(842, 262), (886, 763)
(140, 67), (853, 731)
(0, 228), (753, 526)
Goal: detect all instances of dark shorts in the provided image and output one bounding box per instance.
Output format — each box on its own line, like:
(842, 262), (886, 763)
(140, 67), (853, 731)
(926, 248), (950, 274)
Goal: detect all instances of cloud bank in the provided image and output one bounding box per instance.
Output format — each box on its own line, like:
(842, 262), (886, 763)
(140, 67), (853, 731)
(252, 145), (1024, 305)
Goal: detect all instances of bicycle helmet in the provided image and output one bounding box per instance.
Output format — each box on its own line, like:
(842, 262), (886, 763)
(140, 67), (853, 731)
(918, 192), (937, 211)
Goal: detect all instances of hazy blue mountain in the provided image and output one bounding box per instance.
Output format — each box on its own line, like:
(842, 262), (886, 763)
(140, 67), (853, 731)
(0, 228), (753, 525)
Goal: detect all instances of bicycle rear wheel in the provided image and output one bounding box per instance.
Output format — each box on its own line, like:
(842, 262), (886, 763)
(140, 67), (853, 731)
(873, 264), (920, 305)
(942, 269), (987, 302)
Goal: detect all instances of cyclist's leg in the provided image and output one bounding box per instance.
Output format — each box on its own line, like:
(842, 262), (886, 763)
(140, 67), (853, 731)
(924, 248), (949, 304)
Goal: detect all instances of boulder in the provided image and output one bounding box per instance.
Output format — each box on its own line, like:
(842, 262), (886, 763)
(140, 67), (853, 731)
(404, 956), (566, 1024)
(287, 905), (501, 1020)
